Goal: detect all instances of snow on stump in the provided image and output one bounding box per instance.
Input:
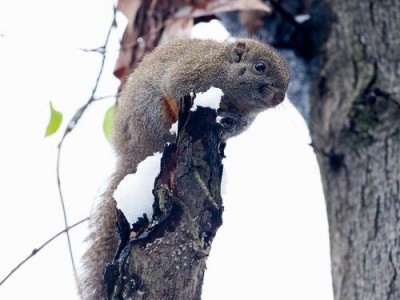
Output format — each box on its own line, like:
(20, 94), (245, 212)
(105, 90), (225, 299)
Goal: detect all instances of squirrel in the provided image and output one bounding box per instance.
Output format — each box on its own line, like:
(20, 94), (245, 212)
(79, 38), (289, 299)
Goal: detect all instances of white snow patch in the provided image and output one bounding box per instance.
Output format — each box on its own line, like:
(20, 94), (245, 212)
(191, 19), (230, 41)
(191, 87), (223, 112)
(113, 152), (162, 225)
(295, 14), (311, 23)
(169, 121), (178, 135)
(221, 166), (228, 196)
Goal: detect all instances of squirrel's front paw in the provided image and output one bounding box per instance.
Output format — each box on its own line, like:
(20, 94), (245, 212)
(218, 110), (248, 140)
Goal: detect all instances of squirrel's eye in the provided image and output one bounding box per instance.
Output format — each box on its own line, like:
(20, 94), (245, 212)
(255, 62), (266, 73)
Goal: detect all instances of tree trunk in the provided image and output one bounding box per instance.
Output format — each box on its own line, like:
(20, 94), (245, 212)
(104, 96), (224, 299)
(310, 1), (400, 299)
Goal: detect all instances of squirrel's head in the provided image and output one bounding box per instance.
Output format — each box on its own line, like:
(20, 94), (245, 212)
(223, 39), (290, 113)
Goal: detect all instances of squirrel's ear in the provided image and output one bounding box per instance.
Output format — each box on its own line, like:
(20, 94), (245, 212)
(231, 41), (247, 63)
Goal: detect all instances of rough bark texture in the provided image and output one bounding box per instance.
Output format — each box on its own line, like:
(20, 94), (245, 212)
(104, 96), (224, 299)
(221, 0), (400, 299)
(310, 1), (400, 299)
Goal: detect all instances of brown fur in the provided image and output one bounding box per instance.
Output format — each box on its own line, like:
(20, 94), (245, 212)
(161, 95), (179, 126)
(80, 38), (289, 299)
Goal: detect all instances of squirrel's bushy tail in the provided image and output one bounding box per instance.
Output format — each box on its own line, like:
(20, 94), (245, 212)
(79, 176), (120, 300)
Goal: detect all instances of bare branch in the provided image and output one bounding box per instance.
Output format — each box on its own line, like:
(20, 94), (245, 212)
(93, 94), (117, 102)
(0, 218), (88, 287)
(79, 46), (107, 54)
(55, 4), (117, 284)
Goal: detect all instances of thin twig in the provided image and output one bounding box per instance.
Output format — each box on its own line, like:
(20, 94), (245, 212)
(0, 218), (88, 287)
(93, 94), (117, 102)
(79, 46), (107, 54)
(55, 5), (117, 285)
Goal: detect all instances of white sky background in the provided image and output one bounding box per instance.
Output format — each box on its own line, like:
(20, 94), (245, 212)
(0, 1), (333, 299)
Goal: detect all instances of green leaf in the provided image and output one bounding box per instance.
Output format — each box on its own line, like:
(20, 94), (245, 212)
(45, 101), (63, 137)
(103, 105), (115, 142)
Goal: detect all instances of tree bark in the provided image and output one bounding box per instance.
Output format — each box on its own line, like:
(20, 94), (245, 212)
(104, 95), (224, 299)
(310, 1), (400, 299)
